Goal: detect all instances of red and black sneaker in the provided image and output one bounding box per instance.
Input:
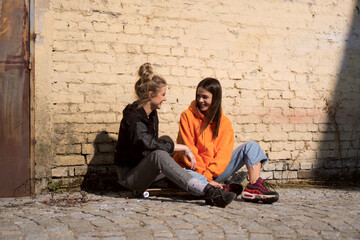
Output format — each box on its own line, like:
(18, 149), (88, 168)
(241, 177), (279, 204)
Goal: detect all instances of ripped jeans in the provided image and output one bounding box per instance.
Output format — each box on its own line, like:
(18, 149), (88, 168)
(185, 141), (268, 186)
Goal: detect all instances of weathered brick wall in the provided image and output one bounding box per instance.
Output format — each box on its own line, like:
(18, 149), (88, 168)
(34, 0), (360, 192)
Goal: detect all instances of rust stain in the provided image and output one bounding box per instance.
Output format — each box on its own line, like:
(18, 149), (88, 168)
(22, 0), (29, 64)
(0, 0), (28, 60)
(0, 17), (9, 35)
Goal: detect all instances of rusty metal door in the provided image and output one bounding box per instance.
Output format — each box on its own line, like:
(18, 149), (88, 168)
(0, 0), (30, 197)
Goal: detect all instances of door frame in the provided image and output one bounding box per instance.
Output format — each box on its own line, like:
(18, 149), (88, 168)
(29, 0), (35, 195)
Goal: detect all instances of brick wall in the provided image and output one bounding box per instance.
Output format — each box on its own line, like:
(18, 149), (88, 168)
(34, 0), (360, 192)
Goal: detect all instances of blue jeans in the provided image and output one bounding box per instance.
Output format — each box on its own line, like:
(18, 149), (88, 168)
(185, 141), (268, 186)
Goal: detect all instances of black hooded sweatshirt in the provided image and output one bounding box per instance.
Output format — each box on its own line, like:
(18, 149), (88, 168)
(114, 102), (174, 168)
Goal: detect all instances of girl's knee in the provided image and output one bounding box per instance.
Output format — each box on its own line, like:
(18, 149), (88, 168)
(148, 150), (172, 164)
(151, 149), (169, 157)
(246, 141), (260, 148)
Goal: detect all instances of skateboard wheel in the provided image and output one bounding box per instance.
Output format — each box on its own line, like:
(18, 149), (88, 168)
(143, 191), (149, 198)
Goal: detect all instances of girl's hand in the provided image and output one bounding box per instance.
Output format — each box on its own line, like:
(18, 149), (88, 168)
(185, 149), (196, 170)
(209, 181), (223, 189)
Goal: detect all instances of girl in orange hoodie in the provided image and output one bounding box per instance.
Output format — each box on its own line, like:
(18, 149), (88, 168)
(173, 78), (279, 204)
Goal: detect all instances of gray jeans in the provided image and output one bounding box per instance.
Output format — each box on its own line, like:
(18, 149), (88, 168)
(117, 150), (193, 191)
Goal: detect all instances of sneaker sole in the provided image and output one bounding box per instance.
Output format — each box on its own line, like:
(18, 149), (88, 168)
(241, 192), (279, 204)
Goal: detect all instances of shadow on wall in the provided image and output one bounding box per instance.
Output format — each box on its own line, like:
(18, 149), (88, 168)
(81, 131), (125, 192)
(317, 2), (360, 182)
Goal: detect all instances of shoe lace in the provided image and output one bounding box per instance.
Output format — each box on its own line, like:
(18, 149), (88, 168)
(261, 179), (277, 192)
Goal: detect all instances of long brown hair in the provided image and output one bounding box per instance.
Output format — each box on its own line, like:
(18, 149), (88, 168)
(134, 63), (166, 109)
(196, 78), (222, 139)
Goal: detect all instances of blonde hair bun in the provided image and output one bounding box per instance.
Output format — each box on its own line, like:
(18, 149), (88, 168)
(138, 62), (153, 83)
(134, 63), (167, 109)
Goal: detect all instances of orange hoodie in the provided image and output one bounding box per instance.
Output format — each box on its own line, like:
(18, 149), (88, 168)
(173, 100), (234, 181)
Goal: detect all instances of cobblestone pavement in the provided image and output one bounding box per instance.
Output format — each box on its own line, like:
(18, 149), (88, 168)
(1, 187), (359, 240)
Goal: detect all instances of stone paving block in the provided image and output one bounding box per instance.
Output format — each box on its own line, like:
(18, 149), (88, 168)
(98, 238), (124, 240)
(117, 223), (140, 229)
(295, 228), (319, 237)
(173, 229), (199, 239)
(230, 234), (252, 240)
(0, 223), (19, 231)
(168, 222), (194, 230)
(195, 224), (220, 231)
(100, 231), (125, 237)
(223, 225), (246, 235)
(273, 232), (298, 239)
(113, 216), (137, 225)
(47, 230), (74, 239)
(244, 223), (272, 234)
(0, 231), (23, 240)
(124, 229), (154, 239)
(20, 226), (45, 235)
(320, 231), (341, 240)
(153, 230), (174, 238)
(341, 231), (360, 239)
(201, 229), (225, 239)
(249, 233), (274, 240)
(51, 238), (75, 240)
(269, 225), (296, 236)
(95, 232), (125, 240)
(76, 232), (103, 239)
(24, 234), (50, 240)
(69, 222), (94, 233)
(77, 237), (101, 240)
(144, 224), (171, 232)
